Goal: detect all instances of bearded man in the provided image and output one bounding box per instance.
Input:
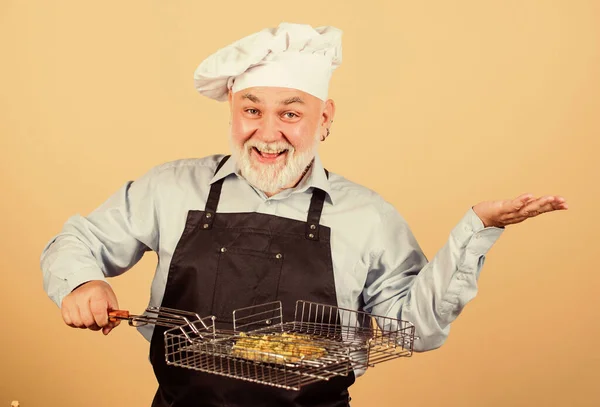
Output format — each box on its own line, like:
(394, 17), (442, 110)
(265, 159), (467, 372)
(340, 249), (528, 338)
(40, 22), (568, 407)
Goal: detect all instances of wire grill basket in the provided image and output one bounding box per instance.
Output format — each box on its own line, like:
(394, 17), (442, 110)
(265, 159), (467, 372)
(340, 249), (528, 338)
(110, 300), (416, 390)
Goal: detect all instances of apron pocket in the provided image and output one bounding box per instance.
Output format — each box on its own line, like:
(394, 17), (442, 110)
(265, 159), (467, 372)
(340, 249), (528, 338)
(210, 246), (284, 323)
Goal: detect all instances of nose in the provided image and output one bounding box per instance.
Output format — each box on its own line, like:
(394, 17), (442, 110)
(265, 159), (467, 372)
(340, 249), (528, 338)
(255, 114), (282, 142)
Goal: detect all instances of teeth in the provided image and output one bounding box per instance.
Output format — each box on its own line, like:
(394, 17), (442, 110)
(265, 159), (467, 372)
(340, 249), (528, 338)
(256, 147), (286, 154)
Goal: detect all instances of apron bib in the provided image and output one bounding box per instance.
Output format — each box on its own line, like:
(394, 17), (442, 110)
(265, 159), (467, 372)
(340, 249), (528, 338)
(149, 156), (355, 407)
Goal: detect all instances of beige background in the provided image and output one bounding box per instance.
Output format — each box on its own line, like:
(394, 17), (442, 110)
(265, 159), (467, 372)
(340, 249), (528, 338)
(1, 1), (598, 406)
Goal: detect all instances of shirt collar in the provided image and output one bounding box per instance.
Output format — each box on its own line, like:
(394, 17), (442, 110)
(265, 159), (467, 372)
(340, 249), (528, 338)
(296, 154), (335, 204)
(209, 154), (238, 185)
(209, 154), (335, 205)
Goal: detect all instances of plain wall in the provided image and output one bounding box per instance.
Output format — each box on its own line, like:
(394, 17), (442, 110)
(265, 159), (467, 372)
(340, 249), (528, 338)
(1, 1), (598, 406)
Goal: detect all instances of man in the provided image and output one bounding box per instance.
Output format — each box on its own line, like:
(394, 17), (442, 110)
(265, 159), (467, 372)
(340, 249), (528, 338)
(40, 23), (567, 407)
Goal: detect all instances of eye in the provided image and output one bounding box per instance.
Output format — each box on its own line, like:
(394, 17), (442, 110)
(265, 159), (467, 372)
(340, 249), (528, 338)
(245, 108), (260, 116)
(283, 112), (299, 119)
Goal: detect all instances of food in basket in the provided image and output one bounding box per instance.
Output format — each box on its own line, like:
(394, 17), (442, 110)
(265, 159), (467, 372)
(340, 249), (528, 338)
(231, 332), (327, 364)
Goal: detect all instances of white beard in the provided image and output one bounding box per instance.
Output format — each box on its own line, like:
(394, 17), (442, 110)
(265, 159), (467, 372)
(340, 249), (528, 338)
(230, 130), (320, 195)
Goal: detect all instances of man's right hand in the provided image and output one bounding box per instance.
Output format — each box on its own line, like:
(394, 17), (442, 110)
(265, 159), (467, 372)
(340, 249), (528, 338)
(60, 280), (121, 335)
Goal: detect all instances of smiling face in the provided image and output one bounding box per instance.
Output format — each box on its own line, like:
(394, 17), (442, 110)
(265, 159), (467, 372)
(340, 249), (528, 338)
(228, 87), (335, 196)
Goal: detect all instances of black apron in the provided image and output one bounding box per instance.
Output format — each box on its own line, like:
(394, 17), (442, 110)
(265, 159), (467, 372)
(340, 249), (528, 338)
(149, 155), (355, 407)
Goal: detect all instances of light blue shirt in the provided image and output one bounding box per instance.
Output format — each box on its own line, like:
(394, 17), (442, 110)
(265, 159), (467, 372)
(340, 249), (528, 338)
(40, 153), (504, 376)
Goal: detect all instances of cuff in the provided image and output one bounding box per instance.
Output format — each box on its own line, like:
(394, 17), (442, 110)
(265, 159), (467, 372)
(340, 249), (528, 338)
(65, 267), (107, 294)
(451, 208), (505, 255)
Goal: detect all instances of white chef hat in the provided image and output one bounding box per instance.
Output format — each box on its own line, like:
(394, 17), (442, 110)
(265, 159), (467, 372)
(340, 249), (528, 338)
(193, 22), (342, 102)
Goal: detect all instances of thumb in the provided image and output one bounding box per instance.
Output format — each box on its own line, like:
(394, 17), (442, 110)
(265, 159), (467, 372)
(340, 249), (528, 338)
(104, 289), (121, 334)
(512, 193), (534, 210)
(106, 288), (119, 312)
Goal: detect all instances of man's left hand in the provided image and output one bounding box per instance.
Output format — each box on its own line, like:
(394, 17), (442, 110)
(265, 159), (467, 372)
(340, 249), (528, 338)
(472, 193), (569, 228)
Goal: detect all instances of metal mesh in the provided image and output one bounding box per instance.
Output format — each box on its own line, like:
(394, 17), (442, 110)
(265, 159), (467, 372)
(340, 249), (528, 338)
(157, 300), (415, 390)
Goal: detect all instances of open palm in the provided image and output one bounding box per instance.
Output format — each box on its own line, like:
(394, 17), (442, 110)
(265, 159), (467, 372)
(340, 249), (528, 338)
(473, 193), (568, 228)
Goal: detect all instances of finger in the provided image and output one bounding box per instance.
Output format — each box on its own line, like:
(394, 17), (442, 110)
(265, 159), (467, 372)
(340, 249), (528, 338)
(501, 196), (537, 220)
(103, 318), (120, 335)
(551, 197), (568, 210)
(520, 196), (555, 217)
(514, 192), (534, 201)
(507, 201), (565, 224)
(105, 289), (121, 329)
(62, 306), (74, 327)
(90, 297), (109, 328)
(503, 194), (567, 224)
(106, 287), (120, 312)
(512, 193), (535, 210)
(79, 300), (101, 331)
(536, 199), (568, 214)
(103, 322), (118, 335)
(69, 305), (86, 329)
(540, 200), (565, 214)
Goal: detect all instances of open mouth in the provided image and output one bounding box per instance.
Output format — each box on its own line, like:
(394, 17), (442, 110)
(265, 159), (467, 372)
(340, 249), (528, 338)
(251, 147), (288, 163)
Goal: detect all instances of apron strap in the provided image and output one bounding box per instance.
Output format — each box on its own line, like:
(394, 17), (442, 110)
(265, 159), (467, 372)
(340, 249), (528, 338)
(214, 154), (231, 174)
(305, 167), (329, 241)
(202, 155), (231, 229)
(305, 187), (326, 241)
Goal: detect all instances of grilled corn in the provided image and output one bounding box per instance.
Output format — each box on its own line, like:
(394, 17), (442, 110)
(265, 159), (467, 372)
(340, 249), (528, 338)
(231, 332), (326, 364)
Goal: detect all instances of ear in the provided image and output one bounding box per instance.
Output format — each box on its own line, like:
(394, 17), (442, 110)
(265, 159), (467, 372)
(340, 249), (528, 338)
(228, 90), (234, 123)
(322, 98), (336, 128)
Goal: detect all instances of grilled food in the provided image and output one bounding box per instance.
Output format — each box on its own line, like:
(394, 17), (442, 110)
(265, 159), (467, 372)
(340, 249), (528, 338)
(231, 332), (327, 364)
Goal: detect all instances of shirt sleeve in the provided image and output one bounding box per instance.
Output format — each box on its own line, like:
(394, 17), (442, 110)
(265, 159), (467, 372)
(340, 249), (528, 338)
(362, 204), (504, 352)
(40, 167), (160, 308)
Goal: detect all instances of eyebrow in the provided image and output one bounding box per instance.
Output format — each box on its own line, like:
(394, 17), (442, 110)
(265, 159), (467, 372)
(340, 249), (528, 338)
(240, 93), (304, 105)
(280, 96), (304, 105)
(241, 93), (261, 103)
